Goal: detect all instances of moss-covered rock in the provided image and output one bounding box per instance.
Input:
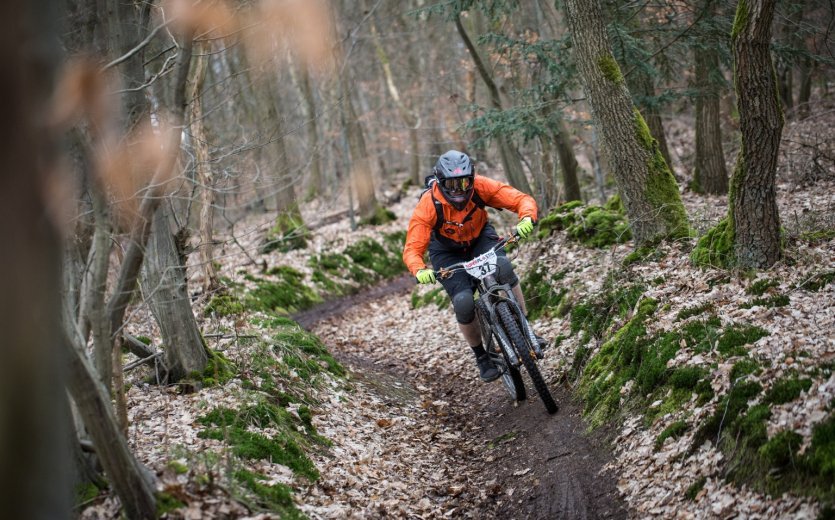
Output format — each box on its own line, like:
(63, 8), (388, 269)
(538, 199), (631, 248)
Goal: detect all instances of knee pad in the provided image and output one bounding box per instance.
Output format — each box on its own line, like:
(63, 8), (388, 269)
(496, 256), (519, 287)
(452, 290), (476, 324)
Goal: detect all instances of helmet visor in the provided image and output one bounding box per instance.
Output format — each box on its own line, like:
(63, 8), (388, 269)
(440, 176), (473, 194)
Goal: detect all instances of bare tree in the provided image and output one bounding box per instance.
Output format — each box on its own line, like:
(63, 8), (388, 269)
(455, 12), (533, 194)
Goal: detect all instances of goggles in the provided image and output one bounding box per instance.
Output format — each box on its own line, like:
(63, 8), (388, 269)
(441, 176), (473, 193)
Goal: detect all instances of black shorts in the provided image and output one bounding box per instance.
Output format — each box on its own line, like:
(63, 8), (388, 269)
(429, 223), (517, 298)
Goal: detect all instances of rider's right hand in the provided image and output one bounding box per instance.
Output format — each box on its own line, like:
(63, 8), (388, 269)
(416, 268), (436, 284)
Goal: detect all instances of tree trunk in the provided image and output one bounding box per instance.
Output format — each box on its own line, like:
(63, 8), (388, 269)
(693, 47), (729, 194)
(187, 41), (218, 292)
(454, 13), (532, 194)
(797, 58), (813, 120)
(141, 203), (208, 382)
(106, 30), (195, 376)
(563, 0), (689, 243)
(87, 186), (115, 389)
(64, 334), (157, 519)
(627, 72), (674, 174)
(369, 16), (421, 185)
(730, 0), (783, 268)
(339, 66), (380, 220)
(0, 1), (71, 516)
(298, 58), (324, 200)
(555, 118), (582, 203)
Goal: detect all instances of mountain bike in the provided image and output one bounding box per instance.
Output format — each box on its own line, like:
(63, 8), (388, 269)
(436, 234), (559, 414)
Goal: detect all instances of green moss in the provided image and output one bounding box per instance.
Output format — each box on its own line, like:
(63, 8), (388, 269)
(676, 302), (714, 322)
(198, 349), (235, 387)
(271, 320), (344, 378)
(233, 470), (304, 519)
(410, 286), (450, 310)
(741, 294), (790, 309)
(731, 0), (748, 40)
(730, 358), (761, 382)
(197, 402), (322, 481)
(623, 246), (656, 266)
(685, 476), (707, 500)
(747, 278), (779, 296)
(800, 270), (835, 292)
(692, 218), (734, 268)
(205, 293), (245, 317)
(764, 377), (813, 405)
(538, 200), (631, 247)
(382, 230), (407, 255)
(309, 252), (373, 287)
(655, 420), (688, 451)
(805, 413), (835, 477)
(578, 298), (657, 427)
(262, 212), (308, 253)
(634, 108), (691, 242)
(760, 430), (802, 468)
(75, 482), (100, 506)
(156, 491), (186, 517)
(344, 238), (406, 280)
(716, 324), (769, 357)
(520, 264), (568, 319)
(244, 267), (321, 314)
(799, 229), (835, 243)
(691, 380), (762, 451)
(359, 206), (397, 226)
(166, 460), (189, 475)
(598, 53), (624, 84)
(570, 279), (646, 341)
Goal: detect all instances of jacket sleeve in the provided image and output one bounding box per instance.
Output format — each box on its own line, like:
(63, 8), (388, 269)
(476, 176), (539, 222)
(402, 194), (436, 276)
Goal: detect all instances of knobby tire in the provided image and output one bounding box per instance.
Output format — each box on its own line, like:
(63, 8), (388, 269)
(497, 302), (558, 414)
(477, 304), (526, 401)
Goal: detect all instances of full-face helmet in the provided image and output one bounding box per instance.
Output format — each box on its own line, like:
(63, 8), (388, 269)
(433, 150), (474, 211)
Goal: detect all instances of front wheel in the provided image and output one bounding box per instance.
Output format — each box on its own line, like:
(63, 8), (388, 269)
(497, 302), (558, 414)
(477, 302), (525, 402)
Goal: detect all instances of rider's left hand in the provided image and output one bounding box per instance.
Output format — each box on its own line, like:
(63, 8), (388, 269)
(516, 216), (534, 239)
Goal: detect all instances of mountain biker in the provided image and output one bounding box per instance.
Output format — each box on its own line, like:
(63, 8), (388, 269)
(402, 150), (545, 382)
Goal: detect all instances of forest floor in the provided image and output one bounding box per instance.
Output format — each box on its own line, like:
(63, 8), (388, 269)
(80, 112), (834, 519)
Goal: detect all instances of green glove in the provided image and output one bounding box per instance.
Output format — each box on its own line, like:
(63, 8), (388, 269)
(416, 268), (436, 284)
(516, 216), (534, 238)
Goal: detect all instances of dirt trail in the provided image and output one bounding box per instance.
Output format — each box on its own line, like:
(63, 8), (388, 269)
(295, 276), (627, 519)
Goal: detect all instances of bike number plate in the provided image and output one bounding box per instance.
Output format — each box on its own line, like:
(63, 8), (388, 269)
(464, 250), (498, 279)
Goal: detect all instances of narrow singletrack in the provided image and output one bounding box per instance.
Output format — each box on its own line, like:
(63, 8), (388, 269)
(296, 276), (627, 519)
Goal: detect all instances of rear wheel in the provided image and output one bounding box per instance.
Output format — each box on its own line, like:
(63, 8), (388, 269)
(497, 302), (558, 414)
(477, 302), (525, 402)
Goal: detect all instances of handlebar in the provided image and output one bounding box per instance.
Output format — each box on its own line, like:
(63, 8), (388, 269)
(434, 232), (519, 280)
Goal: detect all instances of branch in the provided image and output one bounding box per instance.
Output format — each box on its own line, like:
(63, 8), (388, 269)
(103, 17), (178, 71)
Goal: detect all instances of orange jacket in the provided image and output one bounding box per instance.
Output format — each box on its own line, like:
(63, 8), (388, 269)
(402, 175), (538, 275)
